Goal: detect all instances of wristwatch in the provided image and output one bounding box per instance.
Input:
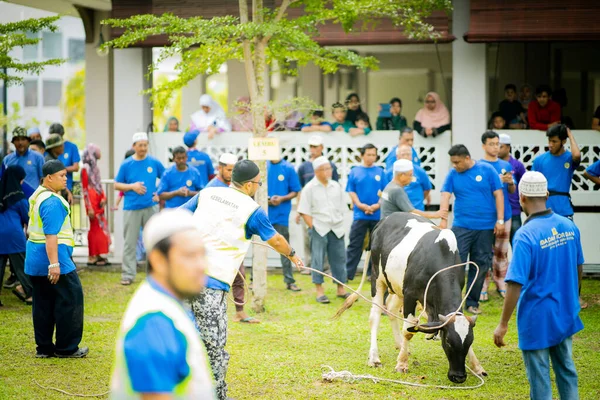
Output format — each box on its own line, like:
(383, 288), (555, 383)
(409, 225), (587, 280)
(288, 248), (296, 258)
(497, 220), (505, 225)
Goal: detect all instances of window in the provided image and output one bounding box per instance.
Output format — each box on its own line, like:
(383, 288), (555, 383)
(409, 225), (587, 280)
(23, 31), (39, 60)
(42, 32), (62, 59)
(68, 39), (85, 63)
(43, 80), (62, 107)
(24, 80), (38, 107)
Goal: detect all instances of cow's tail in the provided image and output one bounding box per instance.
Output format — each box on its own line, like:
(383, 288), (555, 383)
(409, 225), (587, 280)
(332, 250), (371, 320)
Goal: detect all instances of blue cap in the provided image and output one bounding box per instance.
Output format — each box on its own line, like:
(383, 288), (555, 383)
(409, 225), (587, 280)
(27, 127), (41, 136)
(183, 130), (200, 147)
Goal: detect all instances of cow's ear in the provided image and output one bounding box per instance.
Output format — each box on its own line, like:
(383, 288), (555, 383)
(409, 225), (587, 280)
(407, 322), (441, 334)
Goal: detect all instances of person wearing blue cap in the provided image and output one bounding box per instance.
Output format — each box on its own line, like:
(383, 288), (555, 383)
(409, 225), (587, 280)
(27, 127), (42, 141)
(184, 130), (214, 187)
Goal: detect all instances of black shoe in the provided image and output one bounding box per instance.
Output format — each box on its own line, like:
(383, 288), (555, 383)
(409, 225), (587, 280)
(56, 347), (89, 358)
(35, 352), (55, 358)
(3, 275), (18, 289)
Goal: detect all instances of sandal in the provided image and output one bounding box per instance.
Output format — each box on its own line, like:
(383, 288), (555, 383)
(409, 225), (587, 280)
(237, 317), (261, 324)
(120, 279), (133, 286)
(337, 293), (351, 299)
(497, 289), (506, 299)
(479, 291), (489, 302)
(87, 259), (108, 266)
(12, 287), (27, 303)
(316, 295), (330, 304)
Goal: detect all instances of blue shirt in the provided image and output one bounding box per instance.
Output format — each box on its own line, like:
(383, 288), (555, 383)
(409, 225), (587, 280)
(441, 162), (503, 230)
(25, 196), (76, 276)
(585, 160), (600, 178)
(385, 165), (432, 211)
(385, 146), (421, 173)
(267, 160), (302, 226)
(346, 165), (387, 221)
(205, 177), (229, 188)
(58, 141), (81, 190)
(187, 149), (214, 188)
(478, 159), (514, 221)
(124, 277), (192, 393)
(0, 199), (29, 254)
(532, 151), (579, 217)
(157, 165), (204, 209)
(297, 160), (339, 187)
(508, 156), (527, 217)
(2, 149), (44, 189)
(115, 156), (165, 211)
(506, 211), (584, 351)
(300, 122), (332, 130)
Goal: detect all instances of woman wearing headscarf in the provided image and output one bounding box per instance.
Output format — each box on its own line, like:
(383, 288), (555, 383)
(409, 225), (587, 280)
(231, 96), (253, 132)
(190, 94), (232, 139)
(0, 166), (33, 305)
(413, 92), (451, 137)
(344, 93), (367, 124)
(81, 144), (111, 266)
(163, 117), (180, 132)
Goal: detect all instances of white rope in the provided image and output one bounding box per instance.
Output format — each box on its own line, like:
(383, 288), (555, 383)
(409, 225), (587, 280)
(33, 380), (110, 397)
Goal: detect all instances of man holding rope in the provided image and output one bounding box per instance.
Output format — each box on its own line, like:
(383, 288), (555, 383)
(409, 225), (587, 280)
(181, 159), (304, 400)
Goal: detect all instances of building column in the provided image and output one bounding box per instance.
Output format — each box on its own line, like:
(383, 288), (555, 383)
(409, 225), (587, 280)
(298, 63), (323, 108)
(452, 0), (488, 159)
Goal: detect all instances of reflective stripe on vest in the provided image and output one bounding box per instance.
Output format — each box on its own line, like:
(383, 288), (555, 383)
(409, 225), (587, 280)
(192, 187), (260, 286)
(27, 186), (75, 247)
(110, 281), (216, 399)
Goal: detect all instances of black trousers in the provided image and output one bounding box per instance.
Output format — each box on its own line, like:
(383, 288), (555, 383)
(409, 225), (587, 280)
(0, 253), (32, 297)
(345, 219), (378, 280)
(30, 271), (84, 355)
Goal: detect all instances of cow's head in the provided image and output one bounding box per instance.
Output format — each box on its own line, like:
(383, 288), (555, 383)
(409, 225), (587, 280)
(407, 313), (476, 384)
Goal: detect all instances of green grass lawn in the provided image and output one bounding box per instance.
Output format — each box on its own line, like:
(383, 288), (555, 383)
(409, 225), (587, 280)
(1, 270), (599, 399)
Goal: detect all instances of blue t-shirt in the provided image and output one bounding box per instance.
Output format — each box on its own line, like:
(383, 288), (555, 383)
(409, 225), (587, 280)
(267, 160), (302, 226)
(58, 141), (81, 191)
(0, 199), (29, 254)
(506, 211), (584, 351)
(187, 149), (214, 188)
(157, 165), (204, 209)
(478, 159), (514, 222)
(205, 177), (229, 188)
(346, 165), (387, 221)
(115, 156), (165, 211)
(404, 166), (432, 211)
(585, 160), (600, 178)
(124, 277), (192, 393)
(25, 196), (76, 276)
(532, 151), (579, 217)
(2, 149), (44, 189)
(441, 162), (503, 230)
(297, 160), (339, 187)
(385, 146), (421, 173)
(300, 122), (333, 130)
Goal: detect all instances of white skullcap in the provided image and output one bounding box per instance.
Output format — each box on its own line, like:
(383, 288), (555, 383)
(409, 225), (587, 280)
(219, 153), (238, 165)
(308, 135), (323, 146)
(519, 171), (548, 197)
(132, 132), (148, 144)
(499, 133), (511, 145)
(312, 156), (329, 171)
(143, 209), (199, 251)
(393, 159), (413, 173)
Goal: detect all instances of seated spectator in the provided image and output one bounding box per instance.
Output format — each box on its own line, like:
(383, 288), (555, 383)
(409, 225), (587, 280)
(583, 160), (600, 186)
(190, 94), (231, 139)
(519, 84), (533, 110)
(376, 97), (408, 131)
(498, 84), (526, 129)
(553, 88), (574, 129)
(275, 109), (304, 131)
(489, 111), (506, 130)
(344, 93), (367, 124)
(301, 110), (332, 132)
(414, 92), (451, 137)
(331, 102), (354, 133)
(29, 140), (46, 155)
(528, 85), (561, 131)
(163, 116), (180, 132)
(349, 113), (372, 137)
(27, 127), (42, 142)
(592, 105), (600, 132)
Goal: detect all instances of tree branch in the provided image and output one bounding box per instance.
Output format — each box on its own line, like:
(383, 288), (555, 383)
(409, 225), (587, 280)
(239, 0), (259, 101)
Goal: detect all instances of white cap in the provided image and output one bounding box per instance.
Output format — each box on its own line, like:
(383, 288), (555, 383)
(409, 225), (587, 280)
(219, 153), (238, 165)
(312, 156), (329, 171)
(519, 171), (548, 197)
(308, 135), (323, 146)
(499, 133), (511, 145)
(393, 159), (413, 173)
(143, 209), (199, 251)
(132, 132), (148, 144)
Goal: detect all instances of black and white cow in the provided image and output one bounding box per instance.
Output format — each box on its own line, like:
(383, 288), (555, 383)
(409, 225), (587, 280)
(337, 212), (486, 383)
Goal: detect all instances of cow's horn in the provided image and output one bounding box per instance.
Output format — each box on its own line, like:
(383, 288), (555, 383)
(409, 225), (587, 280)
(438, 314), (448, 323)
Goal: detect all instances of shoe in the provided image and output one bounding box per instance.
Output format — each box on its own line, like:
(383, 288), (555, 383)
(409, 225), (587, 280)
(120, 279), (133, 286)
(56, 347), (89, 358)
(3, 275), (18, 289)
(316, 295), (331, 304)
(286, 283), (302, 292)
(35, 352), (55, 358)
(466, 306), (482, 315)
(337, 293), (351, 299)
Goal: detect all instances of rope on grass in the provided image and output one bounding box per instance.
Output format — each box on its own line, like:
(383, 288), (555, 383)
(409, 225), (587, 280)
(321, 364), (485, 390)
(33, 379), (110, 398)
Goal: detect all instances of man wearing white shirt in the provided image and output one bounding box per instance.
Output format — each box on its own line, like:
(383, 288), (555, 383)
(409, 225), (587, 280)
(297, 156), (348, 304)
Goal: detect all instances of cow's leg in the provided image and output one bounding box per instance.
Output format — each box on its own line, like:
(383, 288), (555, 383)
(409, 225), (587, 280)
(367, 278), (387, 367)
(396, 296), (418, 373)
(386, 293), (403, 350)
(467, 347), (487, 376)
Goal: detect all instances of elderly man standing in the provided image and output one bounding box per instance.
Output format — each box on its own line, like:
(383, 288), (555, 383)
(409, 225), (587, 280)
(25, 160), (87, 358)
(384, 127), (421, 174)
(115, 132), (165, 286)
(181, 160), (303, 400)
(298, 156), (348, 303)
(2, 127), (44, 190)
(440, 144), (504, 315)
(389, 145), (432, 210)
(494, 171), (583, 400)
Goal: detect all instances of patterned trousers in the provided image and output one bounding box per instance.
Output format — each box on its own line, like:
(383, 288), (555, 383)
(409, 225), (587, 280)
(191, 288), (229, 400)
(483, 222), (511, 294)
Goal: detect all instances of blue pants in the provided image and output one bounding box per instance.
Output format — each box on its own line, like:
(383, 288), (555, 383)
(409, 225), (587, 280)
(311, 230), (347, 285)
(510, 214), (522, 246)
(273, 224), (295, 284)
(452, 226), (494, 309)
(345, 219), (378, 280)
(521, 336), (579, 400)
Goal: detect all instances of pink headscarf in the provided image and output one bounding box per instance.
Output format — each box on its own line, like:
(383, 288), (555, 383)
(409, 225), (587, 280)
(82, 143), (103, 194)
(414, 92), (450, 129)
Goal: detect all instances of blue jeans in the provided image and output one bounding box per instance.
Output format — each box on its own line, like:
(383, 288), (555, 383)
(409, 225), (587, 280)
(273, 224), (295, 284)
(451, 226), (494, 309)
(510, 214), (522, 246)
(522, 337), (579, 400)
(345, 219), (378, 280)
(310, 229), (347, 285)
